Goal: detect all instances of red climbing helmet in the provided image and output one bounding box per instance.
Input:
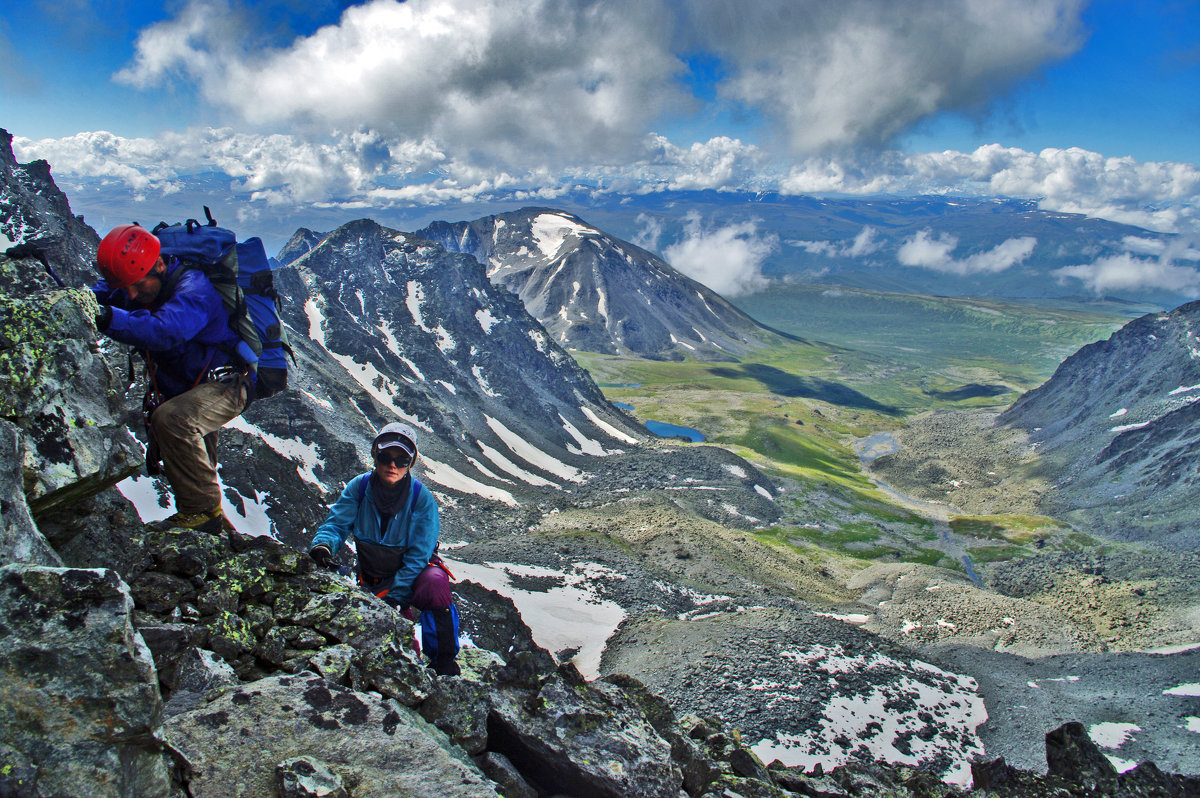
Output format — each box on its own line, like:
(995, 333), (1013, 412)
(97, 224), (161, 287)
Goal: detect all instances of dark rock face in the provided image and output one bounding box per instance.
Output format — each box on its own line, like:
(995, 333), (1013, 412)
(999, 301), (1200, 547)
(419, 208), (791, 361)
(0, 128), (100, 287)
(0, 564), (171, 797)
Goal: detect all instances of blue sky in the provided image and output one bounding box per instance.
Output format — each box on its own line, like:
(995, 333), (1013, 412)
(2, 0), (1198, 250)
(902, 0), (1200, 164)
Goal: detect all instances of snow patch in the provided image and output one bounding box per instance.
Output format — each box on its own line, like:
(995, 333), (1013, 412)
(581, 406), (639, 444)
(472, 364), (499, 397)
(419, 457), (518, 507)
(476, 441), (560, 488)
(226, 416), (329, 491)
(476, 308), (498, 333)
(485, 415), (582, 483)
(1164, 683), (1200, 696)
(445, 559), (624, 680)
(531, 213), (594, 259)
(1089, 722), (1140, 749)
(560, 413), (619, 456)
(814, 613), (871, 625)
(1111, 420), (1151, 433)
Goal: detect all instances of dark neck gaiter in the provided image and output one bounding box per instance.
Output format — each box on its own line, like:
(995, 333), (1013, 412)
(370, 471), (411, 517)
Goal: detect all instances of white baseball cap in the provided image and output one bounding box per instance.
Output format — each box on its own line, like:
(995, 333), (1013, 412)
(372, 422), (417, 459)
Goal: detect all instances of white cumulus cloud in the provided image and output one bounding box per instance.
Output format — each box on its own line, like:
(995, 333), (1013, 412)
(792, 226), (884, 259)
(1054, 254), (1200, 295)
(681, 0), (1086, 152)
(781, 145), (1200, 233)
(117, 0), (685, 167)
(663, 212), (777, 297)
(897, 230), (1037, 275)
(111, 0), (1088, 164)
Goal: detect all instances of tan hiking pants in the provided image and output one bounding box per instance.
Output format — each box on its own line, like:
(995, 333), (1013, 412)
(150, 379), (247, 514)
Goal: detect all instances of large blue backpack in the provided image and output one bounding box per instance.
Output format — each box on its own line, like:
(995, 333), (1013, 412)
(153, 207), (291, 398)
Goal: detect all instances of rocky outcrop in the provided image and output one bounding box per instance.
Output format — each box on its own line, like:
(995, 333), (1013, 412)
(13, 526), (1199, 797)
(0, 256), (142, 565)
(0, 128), (99, 287)
(0, 565), (172, 797)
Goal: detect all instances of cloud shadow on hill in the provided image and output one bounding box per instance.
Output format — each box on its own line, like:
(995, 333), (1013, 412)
(708, 364), (900, 415)
(925, 383), (1010, 401)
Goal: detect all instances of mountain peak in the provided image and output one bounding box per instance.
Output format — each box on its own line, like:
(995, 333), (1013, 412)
(418, 207), (791, 361)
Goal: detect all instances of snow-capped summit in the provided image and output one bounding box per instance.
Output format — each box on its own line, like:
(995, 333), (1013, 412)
(418, 208), (793, 361)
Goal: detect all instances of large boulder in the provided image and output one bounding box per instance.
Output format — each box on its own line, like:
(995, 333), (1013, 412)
(164, 671), (500, 797)
(487, 667), (683, 798)
(0, 564), (171, 797)
(0, 282), (141, 518)
(0, 420), (58, 565)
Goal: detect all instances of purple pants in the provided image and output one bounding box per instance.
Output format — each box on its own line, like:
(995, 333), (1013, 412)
(402, 563), (452, 618)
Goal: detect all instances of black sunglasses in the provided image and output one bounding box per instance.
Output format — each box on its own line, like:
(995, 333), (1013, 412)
(375, 451), (412, 468)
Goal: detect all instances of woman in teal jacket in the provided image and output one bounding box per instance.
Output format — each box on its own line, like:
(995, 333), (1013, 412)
(309, 423), (460, 676)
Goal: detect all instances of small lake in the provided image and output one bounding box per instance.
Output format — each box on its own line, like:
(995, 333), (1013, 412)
(644, 420), (705, 442)
(611, 401), (704, 441)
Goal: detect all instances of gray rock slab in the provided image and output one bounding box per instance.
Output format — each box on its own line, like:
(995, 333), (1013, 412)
(164, 671), (499, 797)
(0, 564), (171, 797)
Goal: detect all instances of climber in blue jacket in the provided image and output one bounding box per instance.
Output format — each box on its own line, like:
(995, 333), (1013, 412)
(309, 422), (461, 676)
(92, 223), (250, 534)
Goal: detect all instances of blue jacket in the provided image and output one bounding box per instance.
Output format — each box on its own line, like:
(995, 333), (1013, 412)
(92, 261), (242, 398)
(311, 473), (440, 608)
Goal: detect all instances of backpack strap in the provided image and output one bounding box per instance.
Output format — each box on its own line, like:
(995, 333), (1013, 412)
(356, 471), (373, 502)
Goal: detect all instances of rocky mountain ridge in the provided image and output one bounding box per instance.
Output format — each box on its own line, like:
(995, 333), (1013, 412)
(999, 301), (1200, 548)
(417, 207), (793, 361)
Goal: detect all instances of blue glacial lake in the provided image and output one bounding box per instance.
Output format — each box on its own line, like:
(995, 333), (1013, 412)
(610, 401), (704, 441)
(644, 420), (705, 442)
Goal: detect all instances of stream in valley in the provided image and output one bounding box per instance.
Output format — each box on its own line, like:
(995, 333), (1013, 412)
(853, 431), (983, 586)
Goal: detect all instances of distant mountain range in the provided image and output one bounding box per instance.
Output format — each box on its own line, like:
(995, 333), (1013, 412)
(41, 159), (1195, 309)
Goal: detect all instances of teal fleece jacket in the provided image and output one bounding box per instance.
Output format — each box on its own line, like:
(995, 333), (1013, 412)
(310, 473), (439, 607)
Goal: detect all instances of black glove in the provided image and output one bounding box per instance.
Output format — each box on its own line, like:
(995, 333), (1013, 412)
(309, 545), (333, 568)
(95, 304), (113, 332)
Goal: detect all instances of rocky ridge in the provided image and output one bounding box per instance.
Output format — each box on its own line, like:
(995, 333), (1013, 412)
(1000, 302), (1200, 549)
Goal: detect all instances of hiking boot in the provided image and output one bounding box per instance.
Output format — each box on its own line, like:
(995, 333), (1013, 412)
(432, 656), (461, 677)
(150, 506), (224, 535)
